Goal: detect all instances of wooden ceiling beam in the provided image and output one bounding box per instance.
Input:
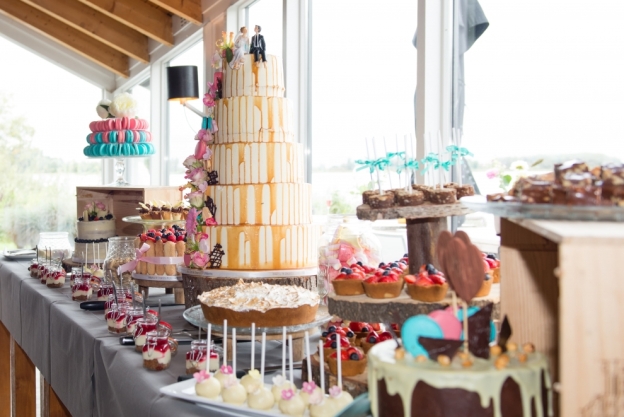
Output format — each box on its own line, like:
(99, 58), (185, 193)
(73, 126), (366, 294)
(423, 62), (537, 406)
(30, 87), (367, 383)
(78, 0), (173, 46)
(147, 0), (202, 26)
(0, 0), (129, 77)
(20, 0), (149, 63)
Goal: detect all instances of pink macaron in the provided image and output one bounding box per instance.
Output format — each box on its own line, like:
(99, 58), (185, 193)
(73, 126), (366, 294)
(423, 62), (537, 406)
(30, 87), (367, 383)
(428, 309), (462, 340)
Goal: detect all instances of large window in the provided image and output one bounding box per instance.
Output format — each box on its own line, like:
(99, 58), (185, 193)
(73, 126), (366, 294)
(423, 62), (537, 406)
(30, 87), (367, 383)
(310, 0), (418, 215)
(127, 77), (152, 185)
(246, 0), (283, 57)
(0, 36), (102, 250)
(166, 41), (205, 186)
(457, 0), (624, 196)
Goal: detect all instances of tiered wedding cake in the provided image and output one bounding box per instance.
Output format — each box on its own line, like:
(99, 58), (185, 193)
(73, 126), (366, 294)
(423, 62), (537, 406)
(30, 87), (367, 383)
(203, 54), (316, 270)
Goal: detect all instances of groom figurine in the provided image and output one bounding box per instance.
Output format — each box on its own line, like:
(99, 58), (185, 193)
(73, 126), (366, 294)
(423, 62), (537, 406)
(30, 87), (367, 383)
(250, 25), (266, 67)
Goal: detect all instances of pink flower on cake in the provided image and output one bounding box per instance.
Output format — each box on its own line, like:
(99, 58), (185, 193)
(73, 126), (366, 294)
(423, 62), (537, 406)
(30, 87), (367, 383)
(302, 381), (317, 394)
(486, 168), (499, 179)
(197, 181), (208, 193)
(193, 370), (211, 383)
(224, 375), (239, 388)
(203, 94), (215, 108)
(203, 148), (212, 161)
(272, 375), (286, 386)
(199, 238), (211, 254)
(95, 201), (106, 211)
(191, 251), (209, 268)
(281, 389), (295, 401)
(205, 218), (218, 226)
(329, 386), (342, 398)
(195, 129), (210, 142)
(220, 365), (233, 374)
(190, 169), (207, 184)
(84, 202), (94, 211)
(183, 155), (197, 168)
(187, 191), (205, 208)
(308, 390), (324, 405)
(186, 208), (198, 233)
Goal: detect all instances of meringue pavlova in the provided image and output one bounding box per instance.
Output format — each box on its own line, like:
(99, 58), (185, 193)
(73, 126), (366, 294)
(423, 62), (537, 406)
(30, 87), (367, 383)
(198, 280), (320, 327)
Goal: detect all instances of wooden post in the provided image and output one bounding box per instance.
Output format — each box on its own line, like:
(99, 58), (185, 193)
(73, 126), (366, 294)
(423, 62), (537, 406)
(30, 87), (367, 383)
(0, 322), (10, 417)
(48, 384), (71, 417)
(406, 217), (447, 273)
(13, 341), (36, 417)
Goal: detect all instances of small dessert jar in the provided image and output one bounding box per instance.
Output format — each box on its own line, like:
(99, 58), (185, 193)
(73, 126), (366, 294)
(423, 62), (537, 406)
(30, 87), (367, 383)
(186, 340), (209, 374)
(104, 289), (132, 315)
(29, 259), (39, 278)
(71, 276), (92, 301)
(106, 303), (129, 334)
(125, 307), (146, 335)
(143, 329), (172, 371)
(97, 283), (114, 301)
(133, 316), (158, 353)
(46, 266), (66, 288)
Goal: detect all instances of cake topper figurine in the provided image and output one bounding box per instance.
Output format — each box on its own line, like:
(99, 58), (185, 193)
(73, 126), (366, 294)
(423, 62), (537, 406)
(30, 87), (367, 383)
(250, 25), (266, 67)
(230, 27), (249, 70)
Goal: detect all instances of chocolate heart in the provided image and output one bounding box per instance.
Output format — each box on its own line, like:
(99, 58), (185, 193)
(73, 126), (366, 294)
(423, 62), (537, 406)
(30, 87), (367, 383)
(444, 237), (484, 303)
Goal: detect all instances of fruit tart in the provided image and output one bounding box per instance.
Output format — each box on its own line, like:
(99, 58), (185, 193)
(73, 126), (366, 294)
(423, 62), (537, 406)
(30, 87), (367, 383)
(327, 347), (367, 376)
(360, 330), (393, 353)
(476, 258), (493, 297)
(404, 264), (449, 302)
(321, 325), (356, 345)
(362, 265), (404, 299)
(332, 267), (366, 296)
(346, 321), (377, 342)
(321, 336), (351, 362)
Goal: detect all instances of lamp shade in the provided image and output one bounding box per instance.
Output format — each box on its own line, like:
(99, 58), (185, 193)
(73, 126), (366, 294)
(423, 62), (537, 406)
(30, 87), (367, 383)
(167, 65), (199, 101)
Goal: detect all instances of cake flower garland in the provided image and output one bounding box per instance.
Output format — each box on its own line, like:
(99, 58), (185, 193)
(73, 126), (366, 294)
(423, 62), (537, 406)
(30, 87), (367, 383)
(180, 84), (225, 269)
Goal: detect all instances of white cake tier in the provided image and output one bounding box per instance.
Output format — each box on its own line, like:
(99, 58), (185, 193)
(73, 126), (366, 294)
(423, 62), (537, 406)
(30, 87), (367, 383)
(201, 224), (318, 270)
(222, 54), (284, 98)
(214, 96), (294, 144)
(206, 183), (312, 226)
(76, 220), (115, 240)
(73, 242), (108, 262)
(211, 142), (304, 185)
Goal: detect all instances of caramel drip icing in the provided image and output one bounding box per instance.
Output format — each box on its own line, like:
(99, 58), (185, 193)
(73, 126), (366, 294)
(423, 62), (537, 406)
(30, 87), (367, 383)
(368, 340), (553, 417)
(206, 184), (312, 226)
(210, 142), (304, 185)
(201, 224), (319, 270)
(215, 96), (294, 144)
(222, 55), (285, 99)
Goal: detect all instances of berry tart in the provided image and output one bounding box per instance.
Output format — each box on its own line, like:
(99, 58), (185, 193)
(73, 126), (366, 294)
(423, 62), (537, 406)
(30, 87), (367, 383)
(322, 336), (351, 362)
(404, 264), (449, 302)
(327, 347), (367, 376)
(476, 259), (493, 297)
(321, 325), (356, 345)
(332, 266), (366, 296)
(483, 252), (500, 283)
(346, 321), (377, 342)
(362, 263), (405, 299)
(134, 225), (186, 276)
(360, 330), (393, 354)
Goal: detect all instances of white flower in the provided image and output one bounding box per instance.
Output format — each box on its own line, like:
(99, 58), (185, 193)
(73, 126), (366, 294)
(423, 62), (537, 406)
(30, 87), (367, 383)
(109, 92), (138, 118)
(96, 99), (112, 119)
(183, 155), (197, 168)
(199, 238), (210, 253)
(509, 160), (529, 171)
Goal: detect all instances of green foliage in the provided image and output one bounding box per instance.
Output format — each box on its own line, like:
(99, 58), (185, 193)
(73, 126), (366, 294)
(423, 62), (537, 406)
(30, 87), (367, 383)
(225, 48), (234, 63)
(0, 93), (98, 249)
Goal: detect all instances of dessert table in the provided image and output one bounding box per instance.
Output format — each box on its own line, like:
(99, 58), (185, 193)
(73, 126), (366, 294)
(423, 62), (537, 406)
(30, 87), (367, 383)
(0, 257), (303, 417)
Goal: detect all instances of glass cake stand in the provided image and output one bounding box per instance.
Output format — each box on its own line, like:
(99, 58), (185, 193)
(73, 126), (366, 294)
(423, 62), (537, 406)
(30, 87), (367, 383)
(88, 155), (150, 186)
(183, 305), (331, 334)
(461, 195), (624, 222)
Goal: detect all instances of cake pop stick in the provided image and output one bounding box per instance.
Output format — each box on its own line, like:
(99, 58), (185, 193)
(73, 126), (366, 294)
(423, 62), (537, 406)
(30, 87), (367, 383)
(371, 138), (383, 194)
(337, 333), (342, 389)
(318, 340), (325, 393)
(233, 328), (237, 377)
(282, 326), (286, 378)
(261, 332), (266, 382)
(305, 331), (312, 383)
(207, 323), (212, 349)
(198, 324), (201, 341)
(383, 136), (393, 189)
(452, 290), (458, 316)
(251, 323), (256, 371)
(288, 335), (294, 386)
(365, 138), (374, 185)
(223, 319), (228, 366)
(463, 300), (469, 353)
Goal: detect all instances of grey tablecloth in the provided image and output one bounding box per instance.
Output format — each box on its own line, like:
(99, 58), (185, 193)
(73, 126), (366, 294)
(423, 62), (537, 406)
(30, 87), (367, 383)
(0, 257), (308, 417)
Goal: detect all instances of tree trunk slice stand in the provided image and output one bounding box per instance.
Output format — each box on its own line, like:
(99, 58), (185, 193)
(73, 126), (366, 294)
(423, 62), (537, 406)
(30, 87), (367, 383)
(356, 202), (472, 274)
(131, 273), (185, 305)
(179, 266), (318, 309)
(328, 284), (500, 324)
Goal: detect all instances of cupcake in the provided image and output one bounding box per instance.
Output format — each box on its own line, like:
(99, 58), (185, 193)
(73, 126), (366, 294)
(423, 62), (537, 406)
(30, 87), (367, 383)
(161, 201), (172, 220)
(171, 201), (183, 220)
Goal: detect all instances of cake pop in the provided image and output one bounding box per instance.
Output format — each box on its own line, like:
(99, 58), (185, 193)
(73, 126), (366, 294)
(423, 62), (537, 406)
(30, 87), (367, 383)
(194, 370), (221, 399)
(326, 341), (354, 412)
(248, 332), (275, 410)
(278, 336), (305, 417)
(221, 328), (247, 405)
(214, 320), (232, 387)
(308, 339), (336, 417)
(299, 331), (322, 407)
(240, 323), (262, 393)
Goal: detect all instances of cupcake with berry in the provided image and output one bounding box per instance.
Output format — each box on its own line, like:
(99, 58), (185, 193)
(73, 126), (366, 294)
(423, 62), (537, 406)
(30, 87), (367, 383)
(346, 321), (376, 342)
(476, 258), (493, 297)
(483, 252), (500, 283)
(404, 264), (449, 302)
(327, 347), (366, 376)
(331, 266), (366, 296)
(362, 262), (404, 299)
(360, 330), (393, 354)
(321, 336), (351, 362)
(321, 325), (356, 345)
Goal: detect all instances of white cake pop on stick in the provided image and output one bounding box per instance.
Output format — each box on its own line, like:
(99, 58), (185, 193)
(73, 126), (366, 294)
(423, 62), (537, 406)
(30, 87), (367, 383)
(214, 319), (232, 387)
(279, 335), (305, 416)
(309, 340), (334, 417)
(300, 331), (322, 406)
(241, 323), (261, 392)
(272, 326), (294, 401)
(248, 331), (274, 410)
(222, 327), (247, 405)
(327, 338), (354, 413)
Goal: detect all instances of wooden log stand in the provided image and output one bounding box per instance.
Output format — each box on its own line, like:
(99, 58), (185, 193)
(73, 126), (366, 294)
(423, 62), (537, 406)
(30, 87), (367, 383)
(132, 275), (185, 305)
